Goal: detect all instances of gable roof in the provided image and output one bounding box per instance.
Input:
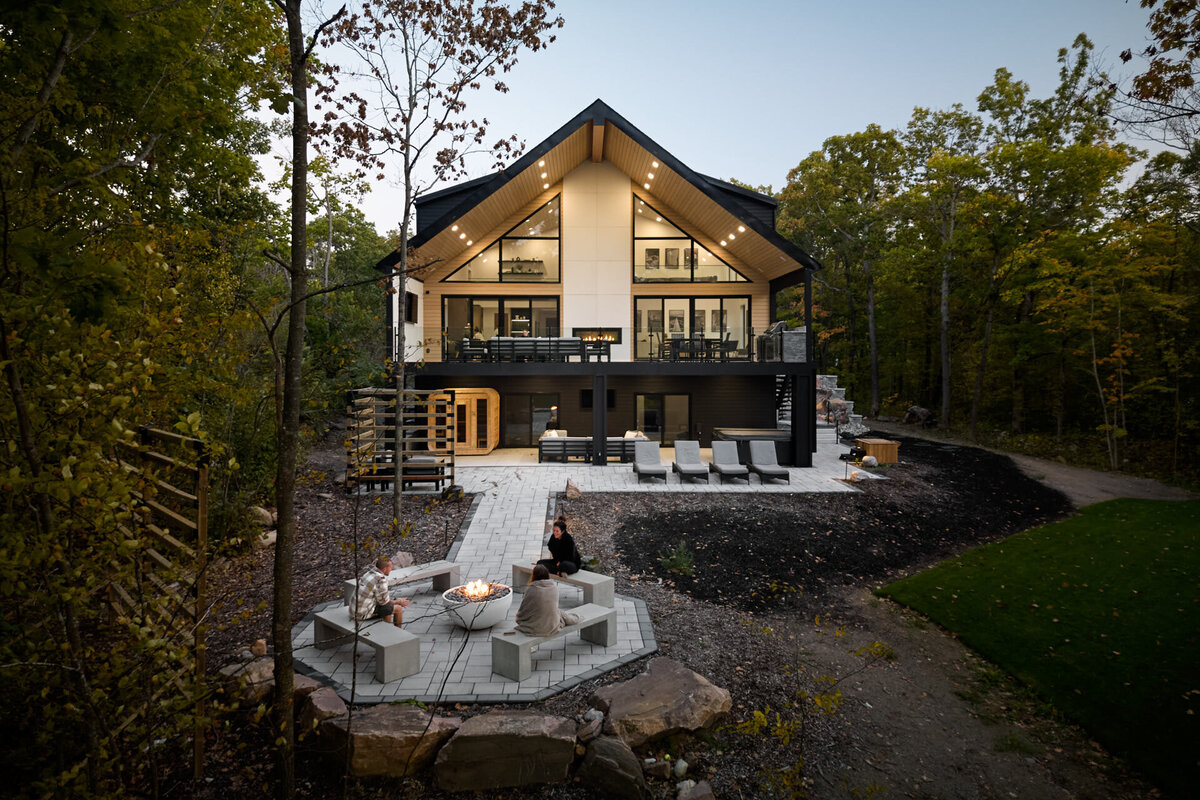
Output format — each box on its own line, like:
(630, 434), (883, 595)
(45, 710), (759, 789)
(377, 99), (819, 278)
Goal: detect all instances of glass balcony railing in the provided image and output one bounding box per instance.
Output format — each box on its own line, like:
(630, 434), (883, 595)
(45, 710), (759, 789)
(440, 324), (808, 364)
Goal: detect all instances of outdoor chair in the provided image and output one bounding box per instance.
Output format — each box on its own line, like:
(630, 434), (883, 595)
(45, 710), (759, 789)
(709, 441), (749, 483)
(671, 440), (710, 483)
(748, 440), (790, 483)
(632, 441), (668, 483)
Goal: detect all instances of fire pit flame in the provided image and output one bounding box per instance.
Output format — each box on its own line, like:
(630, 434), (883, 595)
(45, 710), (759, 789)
(461, 579), (491, 600)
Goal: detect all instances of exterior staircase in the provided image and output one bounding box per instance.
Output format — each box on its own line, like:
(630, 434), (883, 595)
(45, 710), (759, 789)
(775, 374), (866, 446)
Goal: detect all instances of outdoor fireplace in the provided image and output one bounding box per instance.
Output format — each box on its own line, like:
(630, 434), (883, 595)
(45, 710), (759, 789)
(442, 579), (513, 630)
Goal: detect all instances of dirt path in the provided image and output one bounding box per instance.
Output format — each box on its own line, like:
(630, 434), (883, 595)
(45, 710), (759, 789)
(866, 420), (1196, 508)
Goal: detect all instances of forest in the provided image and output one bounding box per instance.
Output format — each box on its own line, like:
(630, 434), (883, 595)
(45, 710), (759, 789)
(0, 0), (1196, 798)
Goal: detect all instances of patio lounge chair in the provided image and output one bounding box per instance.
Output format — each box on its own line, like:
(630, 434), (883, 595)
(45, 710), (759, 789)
(748, 440), (790, 484)
(671, 440), (710, 483)
(632, 441), (668, 483)
(709, 440), (749, 484)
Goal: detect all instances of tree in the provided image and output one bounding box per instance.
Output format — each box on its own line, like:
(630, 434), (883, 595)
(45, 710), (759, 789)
(779, 125), (905, 418)
(0, 0), (277, 794)
(901, 105), (985, 427)
(323, 0), (563, 529)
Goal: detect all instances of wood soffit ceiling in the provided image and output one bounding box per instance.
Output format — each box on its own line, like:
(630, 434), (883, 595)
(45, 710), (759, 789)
(406, 107), (811, 283)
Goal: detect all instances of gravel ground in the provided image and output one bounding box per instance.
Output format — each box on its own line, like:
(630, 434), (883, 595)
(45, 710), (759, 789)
(185, 429), (1161, 800)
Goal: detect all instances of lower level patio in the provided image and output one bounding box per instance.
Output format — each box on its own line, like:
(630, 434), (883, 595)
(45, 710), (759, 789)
(292, 436), (871, 703)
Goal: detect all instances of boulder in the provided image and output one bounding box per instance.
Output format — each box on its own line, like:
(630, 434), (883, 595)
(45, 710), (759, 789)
(321, 704), (460, 777)
(248, 505), (273, 527)
(577, 736), (648, 799)
(434, 710), (575, 791)
(297, 687), (346, 733)
(292, 672), (323, 699)
(643, 758), (671, 779)
(678, 779), (716, 800)
(577, 715), (603, 743)
(218, 656), (274, 705)
(590, 658), (731, 748)
(254, 529), (277, 549)
(391, 550), (414, 569)
(902, 405), (931, 425)
(566, 479), (583, 500)
(250, 638), (267, 657)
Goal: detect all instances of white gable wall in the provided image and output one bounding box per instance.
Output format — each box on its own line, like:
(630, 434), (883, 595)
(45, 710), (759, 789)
(561, 161), (632, 361)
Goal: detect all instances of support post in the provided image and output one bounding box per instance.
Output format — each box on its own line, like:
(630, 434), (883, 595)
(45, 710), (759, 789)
(791, 372), (813, 467)
(592, 373), (608, 465)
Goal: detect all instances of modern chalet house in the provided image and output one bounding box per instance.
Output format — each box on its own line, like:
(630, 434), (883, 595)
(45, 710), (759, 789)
(376, 99), (819, 467)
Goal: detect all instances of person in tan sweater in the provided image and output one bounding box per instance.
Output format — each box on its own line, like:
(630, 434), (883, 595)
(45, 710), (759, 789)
(515, 564), (579, 636)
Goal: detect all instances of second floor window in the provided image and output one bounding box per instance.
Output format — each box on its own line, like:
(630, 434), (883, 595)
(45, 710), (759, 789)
(445, 196), (561, 283)
(633, 197), (748, 284)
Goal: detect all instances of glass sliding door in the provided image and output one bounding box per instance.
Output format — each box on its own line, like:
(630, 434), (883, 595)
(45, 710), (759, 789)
(502, 393), (559, 447)
(636, 393), (689, 445)
(634, 297), (751, 360)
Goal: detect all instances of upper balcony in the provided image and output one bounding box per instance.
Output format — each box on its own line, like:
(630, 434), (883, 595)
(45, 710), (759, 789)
(437, 323), (808, 366)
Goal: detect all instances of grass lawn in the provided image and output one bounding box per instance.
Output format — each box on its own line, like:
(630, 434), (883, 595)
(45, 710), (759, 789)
(878, 499), (1200, 798)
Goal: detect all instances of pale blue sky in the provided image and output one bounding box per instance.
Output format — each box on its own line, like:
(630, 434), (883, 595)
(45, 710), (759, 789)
(322, 0), (1158, 231)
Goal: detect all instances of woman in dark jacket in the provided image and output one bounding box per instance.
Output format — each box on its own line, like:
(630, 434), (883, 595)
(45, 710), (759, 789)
(537, 518), (580, 576)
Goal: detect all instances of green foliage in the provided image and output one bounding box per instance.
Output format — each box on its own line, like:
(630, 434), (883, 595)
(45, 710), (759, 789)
(658, 540), (695, 577)
(878, 499), (1200, 798)
(777, 35), (1198, 482)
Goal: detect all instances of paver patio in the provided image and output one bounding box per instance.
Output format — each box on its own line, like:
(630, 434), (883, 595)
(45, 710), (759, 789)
(292, 439), (870, 703)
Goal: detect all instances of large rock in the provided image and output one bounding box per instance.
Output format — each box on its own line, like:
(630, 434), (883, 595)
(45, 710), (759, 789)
(297, 687), (346, 733)
(248, 505), (273, 527)
(320, 704), (460, 777)
(218, 656), (274, 705)
(590, 658), (731, 748)
(434, 710), (575, 791)
(577, 736), (648, 799)
(678, 779), (716, 800)
(292, 672), (323, 699)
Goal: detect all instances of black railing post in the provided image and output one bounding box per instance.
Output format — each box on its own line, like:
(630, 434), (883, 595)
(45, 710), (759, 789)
(591, 373), (608, 465)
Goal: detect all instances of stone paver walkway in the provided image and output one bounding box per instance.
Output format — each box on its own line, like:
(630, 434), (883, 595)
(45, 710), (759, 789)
(292, 440), (868, 703)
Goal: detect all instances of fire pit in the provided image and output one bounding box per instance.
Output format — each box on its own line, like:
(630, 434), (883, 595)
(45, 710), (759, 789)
(442, 579), (513, 630)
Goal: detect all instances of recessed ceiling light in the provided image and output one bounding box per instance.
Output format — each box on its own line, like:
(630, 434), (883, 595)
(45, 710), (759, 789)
(720, 240), (727, 246)
(459, 233), (466, 239)
(543, 182), (549, 189)
(541, 172), (547, 178)
(451, 225), (459, 231)
(467, 240), (473, 245)
(655, 216), (662, 222)
(729, 234), (736, 240)
(652, 161), (659, 168)
(738, 225), (745, 232)
(643, 183), (650, 189)
(538, 160), (545, 167)
(648, 172), (654, 179)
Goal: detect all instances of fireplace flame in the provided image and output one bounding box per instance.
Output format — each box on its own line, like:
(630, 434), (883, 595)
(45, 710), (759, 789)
(461, 579), (491, 599)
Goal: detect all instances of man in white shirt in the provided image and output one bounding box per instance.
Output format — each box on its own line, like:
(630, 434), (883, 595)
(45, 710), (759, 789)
(353, 555), (411, 626)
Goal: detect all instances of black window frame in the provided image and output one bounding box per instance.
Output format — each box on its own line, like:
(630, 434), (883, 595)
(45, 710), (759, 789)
(632, 195), (749, 284)
(443, 194), (562, 284)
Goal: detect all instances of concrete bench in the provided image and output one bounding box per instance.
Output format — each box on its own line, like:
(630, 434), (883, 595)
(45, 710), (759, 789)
(312, 606), (420, 683)
(342, 559), (461, 607)
(490, 602), (616, 682)
(511, 564), (614, 607)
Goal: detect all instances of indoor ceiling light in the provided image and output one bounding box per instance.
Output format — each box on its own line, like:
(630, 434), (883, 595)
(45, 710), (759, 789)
(655, 216), (662, 222)
(643, 182), (650, 189)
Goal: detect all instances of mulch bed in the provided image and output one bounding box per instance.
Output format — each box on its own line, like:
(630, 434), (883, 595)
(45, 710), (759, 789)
(592, 435), (1074, 613)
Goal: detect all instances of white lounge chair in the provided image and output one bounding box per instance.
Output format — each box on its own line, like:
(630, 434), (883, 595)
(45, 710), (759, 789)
(671, 440), (709, 483)
(709, 440), (749, 483)
(632, 441), (668, 483)
(748, 440), (790, 484)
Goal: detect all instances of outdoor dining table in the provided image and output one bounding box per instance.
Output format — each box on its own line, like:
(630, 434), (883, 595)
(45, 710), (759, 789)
(662, 337), (723, 361)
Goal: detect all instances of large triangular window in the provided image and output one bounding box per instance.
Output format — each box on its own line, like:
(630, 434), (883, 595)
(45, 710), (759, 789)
(444, 196), (560, 283)
(633, 197), (747, 283)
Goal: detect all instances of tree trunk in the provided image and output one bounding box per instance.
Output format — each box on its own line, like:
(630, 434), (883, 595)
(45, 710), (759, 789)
(969, 253), (1001, 441)
(272, 4), (307, 797)
(864, 258), (880, 418)
(391, 175), (413, 531)
(939, 252), (951, 428)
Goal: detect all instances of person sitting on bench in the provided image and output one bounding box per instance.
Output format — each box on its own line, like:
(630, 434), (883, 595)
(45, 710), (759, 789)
(353, 555), (411, 627)
(515, 564), (580, 636)
(537, 518), (581, 576)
